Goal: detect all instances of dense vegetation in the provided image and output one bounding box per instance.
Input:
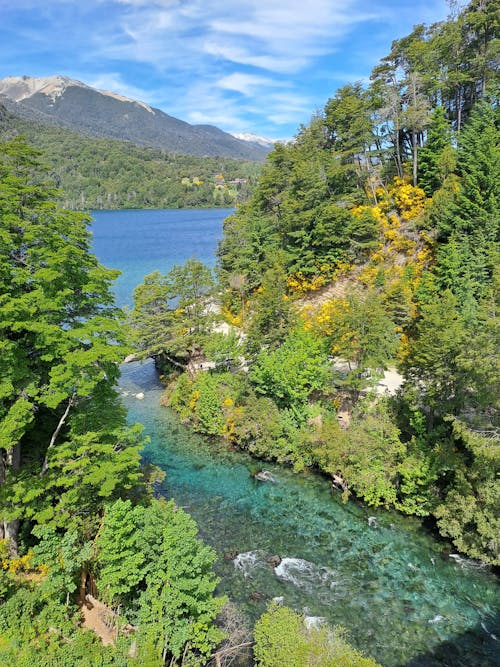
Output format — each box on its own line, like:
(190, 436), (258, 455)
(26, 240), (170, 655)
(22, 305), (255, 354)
(132, 0), (499, 568)
(0, 138), (226, 666)
(0, 136), (373, 667)
(0, 107), (261, 210)
(1, 1), (498, 665)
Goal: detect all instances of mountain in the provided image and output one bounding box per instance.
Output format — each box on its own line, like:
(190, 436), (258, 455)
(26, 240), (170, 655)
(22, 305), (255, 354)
(0, 102), (262, 210)
(0, 75), (271, 160)
(231, 132), (276, 148)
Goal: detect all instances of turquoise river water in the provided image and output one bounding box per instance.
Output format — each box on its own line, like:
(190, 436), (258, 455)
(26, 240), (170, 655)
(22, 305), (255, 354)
(91, 208), (499, 667)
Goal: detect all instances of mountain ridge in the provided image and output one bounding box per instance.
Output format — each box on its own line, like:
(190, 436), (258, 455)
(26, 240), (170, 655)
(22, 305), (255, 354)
(0, 75), (271, 160)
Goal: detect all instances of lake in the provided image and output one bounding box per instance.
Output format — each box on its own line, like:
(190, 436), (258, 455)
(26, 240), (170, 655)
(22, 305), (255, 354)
(91, 207), (231, 308)
(91, 208), (499, 667)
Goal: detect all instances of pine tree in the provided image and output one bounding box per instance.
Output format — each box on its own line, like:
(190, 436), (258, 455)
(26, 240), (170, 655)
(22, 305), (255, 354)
(418, 106), (454, 196)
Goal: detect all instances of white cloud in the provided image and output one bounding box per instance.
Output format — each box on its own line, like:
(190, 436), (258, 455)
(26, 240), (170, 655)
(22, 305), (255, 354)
(216, 72), (283, 96)
(93, 0), (378, 74)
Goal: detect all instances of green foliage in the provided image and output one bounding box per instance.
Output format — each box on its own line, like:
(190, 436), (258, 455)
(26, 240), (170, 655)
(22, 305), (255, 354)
(327, 291), (399, 397)
(245, 259), (294, 353)
(418, 106), (455, 196)
(96, 498), (226, 662)
(231, 392), (312, 470)
(433, 100), (499, 305)
(168, 370), (243, 439)
(0, 585), (131, 666)
(250, 326), (329, 415)
(325, 83), (373, 162)
(135, 500), (225, 663)
(254, 603), (382, 667)
(95, 498), (147, 605)
(434, 419), (500, 565)
(130, 259), (216, 366)
(0, 113), (261, 210)
(0, 136), (145, 545)
(403, 290), (466, 415)
(344, 401), (406, 507)
(190, 373), (226, 436)
(32, 525), (92, 604)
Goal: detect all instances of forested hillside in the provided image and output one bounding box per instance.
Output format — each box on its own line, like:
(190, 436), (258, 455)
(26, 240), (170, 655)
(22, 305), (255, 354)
(0, 75), (271, 160)
(0, 107), (261, 210)
(132, 0), (499, 567)
(1, 0), (498, 665)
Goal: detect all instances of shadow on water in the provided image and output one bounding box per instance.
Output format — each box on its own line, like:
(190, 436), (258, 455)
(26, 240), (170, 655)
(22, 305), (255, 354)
(401, 613), (500, 667)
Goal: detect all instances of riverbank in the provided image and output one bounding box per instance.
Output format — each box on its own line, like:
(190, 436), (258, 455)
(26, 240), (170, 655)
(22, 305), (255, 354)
(120, 358), (499, 667)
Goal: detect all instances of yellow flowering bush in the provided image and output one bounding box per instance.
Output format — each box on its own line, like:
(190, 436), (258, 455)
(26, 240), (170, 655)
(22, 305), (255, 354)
(389, 177), (426, 221)
(222, 307), (243, 327)
(287, 271), (326, 294)
(189, 389), (200, 410)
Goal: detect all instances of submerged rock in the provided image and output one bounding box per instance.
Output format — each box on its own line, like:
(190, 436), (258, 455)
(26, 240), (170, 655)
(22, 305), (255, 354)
(249, 591), (265, 601)
(253, 469), (276, 483)
(267, 554), (282, 567)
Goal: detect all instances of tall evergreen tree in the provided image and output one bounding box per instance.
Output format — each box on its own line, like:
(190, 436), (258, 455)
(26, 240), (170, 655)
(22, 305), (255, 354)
(417, 106), (454, 196)
(434, 100), (499, 304)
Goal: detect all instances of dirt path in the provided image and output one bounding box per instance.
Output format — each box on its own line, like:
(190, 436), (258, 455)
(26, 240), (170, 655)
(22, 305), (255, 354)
(80, 595), (116, 646)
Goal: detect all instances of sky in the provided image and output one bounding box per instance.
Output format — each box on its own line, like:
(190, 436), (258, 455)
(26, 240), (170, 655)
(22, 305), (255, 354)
(0, 0), (450, 140)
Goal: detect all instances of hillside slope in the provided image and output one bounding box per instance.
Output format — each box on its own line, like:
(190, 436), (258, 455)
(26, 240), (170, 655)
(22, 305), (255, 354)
(0, 75), (271, 160)
(0, 104), (261, 209)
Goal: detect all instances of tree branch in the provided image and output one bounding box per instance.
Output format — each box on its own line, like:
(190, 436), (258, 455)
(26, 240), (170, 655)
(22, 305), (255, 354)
(40, 393), (76, 476)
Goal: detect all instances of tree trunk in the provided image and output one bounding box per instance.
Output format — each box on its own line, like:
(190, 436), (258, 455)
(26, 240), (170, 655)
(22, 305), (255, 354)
(40, 393), (75, 476)
(1, 444), (21, 556)
(412, 130), (418, 186)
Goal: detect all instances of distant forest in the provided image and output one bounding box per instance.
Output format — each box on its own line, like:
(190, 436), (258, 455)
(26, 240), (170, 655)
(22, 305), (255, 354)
(0, 109), (262, 210)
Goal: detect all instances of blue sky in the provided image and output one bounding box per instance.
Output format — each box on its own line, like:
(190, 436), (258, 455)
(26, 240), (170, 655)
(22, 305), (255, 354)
(0, 0), (449, 140)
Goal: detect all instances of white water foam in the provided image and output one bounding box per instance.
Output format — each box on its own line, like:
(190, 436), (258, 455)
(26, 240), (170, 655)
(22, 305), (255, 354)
(304, 616), (327, 630)
(233, 550), (267, 578)
(274, 558), (338, 592)
(428, 615), (445, 624)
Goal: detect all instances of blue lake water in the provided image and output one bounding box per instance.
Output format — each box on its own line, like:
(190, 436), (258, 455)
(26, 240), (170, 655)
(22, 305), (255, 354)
(91, 208), (499, 667)
(91, 208), (231, 307)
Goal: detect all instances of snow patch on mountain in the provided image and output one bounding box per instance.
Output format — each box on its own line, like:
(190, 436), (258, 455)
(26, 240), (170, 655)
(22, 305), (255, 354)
(231, 132), (275, 148)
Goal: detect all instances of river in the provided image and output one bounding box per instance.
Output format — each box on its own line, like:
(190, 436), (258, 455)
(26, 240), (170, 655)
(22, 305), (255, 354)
(91, 208), (499, 667)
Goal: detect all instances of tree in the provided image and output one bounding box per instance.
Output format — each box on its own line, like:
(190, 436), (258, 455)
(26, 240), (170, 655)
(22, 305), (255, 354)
(432, 100), (499, 305)
(0, 137), (143, 553)
(441, 99), (499, 240)
(130, 259), (216, 371)
(136, 500), (225, 665)
(326, 290), (399, 398)
(250, 326), (329, 416)
(31, 525), (92, 606)
(418, 106), (454, 196)
(95, 498), (146, 606)
(402, 290), (466, 418)
(401, 72), (431, 186)
(324, 83), (374, 187)
(246, 259), (294, 354)
(254, 603), (382, 667)
(434, 419), (499, 565)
